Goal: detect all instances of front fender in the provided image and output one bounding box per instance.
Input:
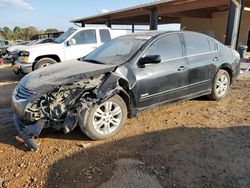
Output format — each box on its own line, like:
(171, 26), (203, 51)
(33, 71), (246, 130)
(96, 73), (128, 104)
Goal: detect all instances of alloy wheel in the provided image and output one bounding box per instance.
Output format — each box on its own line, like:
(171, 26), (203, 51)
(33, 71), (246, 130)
(92, 101), (122, 135)
(215, 73), (229, 97)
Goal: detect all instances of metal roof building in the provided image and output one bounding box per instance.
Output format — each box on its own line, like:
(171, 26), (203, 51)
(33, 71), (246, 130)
(71, 0), (250, 50)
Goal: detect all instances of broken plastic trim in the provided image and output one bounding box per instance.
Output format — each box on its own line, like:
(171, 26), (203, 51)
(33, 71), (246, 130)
(14, 114), (45, 151)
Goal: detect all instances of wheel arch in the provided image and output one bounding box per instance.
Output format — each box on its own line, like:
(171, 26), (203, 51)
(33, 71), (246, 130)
(217, 63), (233, 84)
(33, 55), (61, 70)
(96, 74), (136, 117)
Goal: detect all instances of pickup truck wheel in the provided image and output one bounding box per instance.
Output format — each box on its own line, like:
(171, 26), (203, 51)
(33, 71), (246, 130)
(209, 69), (230, 101)
(34, 58), (57, 70)
(79, 95), (127, 140)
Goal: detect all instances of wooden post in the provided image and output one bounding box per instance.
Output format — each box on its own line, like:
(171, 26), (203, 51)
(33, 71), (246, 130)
(106, 19), (112, 28)
(150, 7), (158, 30)
(225, 0), (244, 49)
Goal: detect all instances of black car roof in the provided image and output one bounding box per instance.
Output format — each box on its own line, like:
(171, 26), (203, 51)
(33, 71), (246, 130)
(124, 30), (209, 38)
(124, 30), (173, 37)
(123, 30), (219, 44)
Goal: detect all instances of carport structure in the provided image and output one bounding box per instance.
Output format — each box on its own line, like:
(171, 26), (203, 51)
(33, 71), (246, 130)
(71, 0), (250, 49)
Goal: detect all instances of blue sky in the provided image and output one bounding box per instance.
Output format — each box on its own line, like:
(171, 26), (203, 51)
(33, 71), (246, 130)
(0, 0), (179, 31)
(0, 0), (150, 30)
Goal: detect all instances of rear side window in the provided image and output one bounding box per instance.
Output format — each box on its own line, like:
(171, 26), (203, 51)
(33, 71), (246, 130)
(183, 33), (210, 56)
(100, 29), (111, 43)
(208, 39), (218, 51)
(144, 34), (183, 61)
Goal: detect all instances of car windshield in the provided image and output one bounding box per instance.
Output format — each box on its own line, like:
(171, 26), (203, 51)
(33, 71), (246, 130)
(83, 35), (149, 65)
(27, 40), (37, 46)
(28, 38), (53, 46)
(54, 28), (76, 43)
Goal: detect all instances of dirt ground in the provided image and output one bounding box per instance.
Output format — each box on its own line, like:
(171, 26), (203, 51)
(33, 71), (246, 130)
(0, 64), (250, 188)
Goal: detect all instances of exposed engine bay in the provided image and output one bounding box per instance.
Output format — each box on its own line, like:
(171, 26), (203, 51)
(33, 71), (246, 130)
(23, 75), (104, 136)
(13, 67), (130, 151)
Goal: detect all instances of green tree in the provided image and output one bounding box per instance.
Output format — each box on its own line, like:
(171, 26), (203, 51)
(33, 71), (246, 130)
(45, 28), (58, 33)
(0, 28), (4, 40)
(1, 27), (13, 40)
(23, 26), (39, 40)
(13, 26), (24, 40)
(0, 26), (60, 41)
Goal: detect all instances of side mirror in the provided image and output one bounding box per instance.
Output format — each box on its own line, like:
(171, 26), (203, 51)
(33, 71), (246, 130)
(138, 55), (161, 66)
(67, 39), (76, 46)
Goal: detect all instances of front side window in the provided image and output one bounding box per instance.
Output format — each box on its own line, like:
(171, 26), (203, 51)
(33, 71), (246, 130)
(144, 34), (183, 61)
(208, 39), (218, 51)
(100, 29), (111, 43)
(54, 27), (76, 43)
(71, 30), (97, 45)
(183, 33), (211, 56)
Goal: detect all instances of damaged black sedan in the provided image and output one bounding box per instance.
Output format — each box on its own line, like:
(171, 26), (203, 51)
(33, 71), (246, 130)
(12, 31), (240, 150)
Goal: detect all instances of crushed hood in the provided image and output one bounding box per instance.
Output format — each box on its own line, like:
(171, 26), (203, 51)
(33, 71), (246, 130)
(20, 60), (117, 93)
(23, 43), (58, 51)
(8, 43), (59, 52)
(7, 45), (28, 52)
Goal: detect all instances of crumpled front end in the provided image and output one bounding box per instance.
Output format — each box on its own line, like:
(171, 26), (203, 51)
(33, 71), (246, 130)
(12, 75), (105, 150)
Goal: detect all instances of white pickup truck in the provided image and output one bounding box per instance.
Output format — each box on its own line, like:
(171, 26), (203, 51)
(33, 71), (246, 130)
(13, 27), (127, 74)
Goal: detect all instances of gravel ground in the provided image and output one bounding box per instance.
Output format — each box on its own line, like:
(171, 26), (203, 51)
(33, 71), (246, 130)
(0, 64), (249, 188)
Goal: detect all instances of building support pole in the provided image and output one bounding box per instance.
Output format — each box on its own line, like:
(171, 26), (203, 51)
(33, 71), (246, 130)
(132, 24), (135, 33)
(236, 0), (245, 48)
(225, 0), (244, 49)
(225, 1), (236, 46)
(150, 7), (158, 30)
(106, 19), (112, 28)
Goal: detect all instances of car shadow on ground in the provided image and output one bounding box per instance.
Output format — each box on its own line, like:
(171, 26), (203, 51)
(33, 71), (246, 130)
(45, 126), (250, 188)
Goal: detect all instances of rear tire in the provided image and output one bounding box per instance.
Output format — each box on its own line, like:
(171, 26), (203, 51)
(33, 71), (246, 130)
(79, 95), (127, 140)
(34, 58), (57, 70)
(209, 69), (230, 101)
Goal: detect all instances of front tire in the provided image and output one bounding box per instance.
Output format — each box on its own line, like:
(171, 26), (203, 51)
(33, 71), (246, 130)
(79, 95), (127, 140)
(34, 58), (57, 70)
(209, 69), (230, 101)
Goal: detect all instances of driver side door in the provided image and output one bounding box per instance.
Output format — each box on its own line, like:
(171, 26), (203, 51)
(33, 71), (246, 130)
(134, 34), (189, 109)
(64, 29), (100, 60)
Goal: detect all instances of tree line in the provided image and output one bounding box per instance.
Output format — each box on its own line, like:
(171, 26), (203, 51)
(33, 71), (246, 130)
(0, 26), (59, 41)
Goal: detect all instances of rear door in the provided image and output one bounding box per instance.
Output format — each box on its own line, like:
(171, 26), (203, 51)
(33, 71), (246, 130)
(182, 33), (218, 94)
(134, 33), (189, 108)
(65, 29), (100, 60)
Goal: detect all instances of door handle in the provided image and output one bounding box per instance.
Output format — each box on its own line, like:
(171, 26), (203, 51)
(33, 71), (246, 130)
(178, 66), (188, 72)
(213, 57), (219, 61)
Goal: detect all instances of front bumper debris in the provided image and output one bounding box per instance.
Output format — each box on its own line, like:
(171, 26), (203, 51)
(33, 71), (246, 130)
(11, 61), (32, 74)
(14, 114), (45, 151)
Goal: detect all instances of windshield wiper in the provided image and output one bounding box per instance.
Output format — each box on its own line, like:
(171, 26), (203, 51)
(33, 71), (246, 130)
(83, 59), (104, 64)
